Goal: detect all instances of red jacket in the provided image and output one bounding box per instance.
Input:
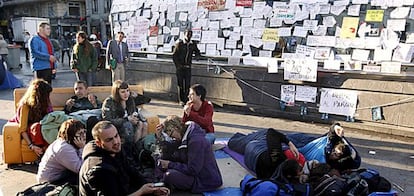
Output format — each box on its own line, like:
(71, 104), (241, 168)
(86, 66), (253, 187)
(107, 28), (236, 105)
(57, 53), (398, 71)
(182, 100), (214, 133)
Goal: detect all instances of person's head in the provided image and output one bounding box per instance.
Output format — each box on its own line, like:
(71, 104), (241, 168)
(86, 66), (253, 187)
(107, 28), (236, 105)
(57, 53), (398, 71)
(116, 32), (124, 42)
(58, 119), (86, 149)
(184, 29), (192, 41)
(38, 22), (51, 37)
(89, 34), (97, 41)
(92, 121), (121, 155)
(74, 80), (88, 98)
(76, 31), (87, 44)
(329, 142), (347, 160)
(25, 32), (30, 36)
(111, 80), (130, 102)
(188, 84), (206, 102)
(21, 79), (52, 121)
(279, 159), (303, 183)
(0, 34), (3, 40)
(163, 115), (185, 141)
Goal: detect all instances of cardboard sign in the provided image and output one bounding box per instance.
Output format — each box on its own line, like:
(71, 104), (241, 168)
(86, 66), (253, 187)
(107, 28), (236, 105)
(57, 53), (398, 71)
(198, 0), (226, 11)
(262, 28), (279, 42)
(295, 86), (317, 103)
(365, 10), (384, 22)
(281, 85), (295, 106)
(236, 0), (253, 7)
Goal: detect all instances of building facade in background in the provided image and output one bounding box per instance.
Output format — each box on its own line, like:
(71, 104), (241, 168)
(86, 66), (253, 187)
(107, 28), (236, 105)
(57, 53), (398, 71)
(0, 0), (110, 43)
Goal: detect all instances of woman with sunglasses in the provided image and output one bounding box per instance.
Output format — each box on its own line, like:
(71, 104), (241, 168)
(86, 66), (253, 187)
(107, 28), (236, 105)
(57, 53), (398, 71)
(36, 119), (86, 185)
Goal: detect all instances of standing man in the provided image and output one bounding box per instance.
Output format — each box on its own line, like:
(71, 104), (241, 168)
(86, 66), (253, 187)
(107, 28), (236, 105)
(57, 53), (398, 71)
(106, 31), (129, 82)
(172, 29), (200, 106)
(79, 121), (170, 196)
(29, 22), (57, 84)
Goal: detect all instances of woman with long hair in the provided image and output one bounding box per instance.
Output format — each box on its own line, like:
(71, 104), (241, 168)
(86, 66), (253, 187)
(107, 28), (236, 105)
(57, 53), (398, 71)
(9, 79), (53, 156)
(70, 31), (98, 86)
(37, 119), (86, 185)
(102, 80), (148, 168)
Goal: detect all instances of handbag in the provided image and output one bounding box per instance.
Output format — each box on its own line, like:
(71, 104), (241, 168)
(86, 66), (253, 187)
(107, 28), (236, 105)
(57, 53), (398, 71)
(110, 58), (117, 69)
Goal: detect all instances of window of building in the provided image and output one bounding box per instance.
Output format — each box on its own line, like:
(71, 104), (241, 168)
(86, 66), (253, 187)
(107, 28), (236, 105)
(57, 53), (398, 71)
(105, 0), (112, 13)
(92, 0), (98, 14)
(68, 2), (81, 16)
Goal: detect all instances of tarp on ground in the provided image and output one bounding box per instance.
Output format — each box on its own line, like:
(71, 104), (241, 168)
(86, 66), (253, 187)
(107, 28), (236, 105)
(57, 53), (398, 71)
(0, 70), (24, 90)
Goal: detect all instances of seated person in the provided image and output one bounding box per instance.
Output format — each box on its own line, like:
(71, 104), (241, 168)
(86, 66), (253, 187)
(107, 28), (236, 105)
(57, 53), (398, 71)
(294, 122), (361, 173)
(79, 121), (169, 196)
(9, 79), (53, 156)
(64, 80), (100, 114)
(228, 128), (305, 179)
(156, 115), (222, 193)
(64, 80), (101, 141)
(102, 80), (148, 166)
(36, 119), (85, 185)
(102, 80), (148, 144)
(182, 84), (215, 144)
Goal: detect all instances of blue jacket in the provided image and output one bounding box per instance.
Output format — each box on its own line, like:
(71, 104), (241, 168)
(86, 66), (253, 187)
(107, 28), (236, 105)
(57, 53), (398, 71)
(168, 122), (223, 193)
(29, 35), (57, 71)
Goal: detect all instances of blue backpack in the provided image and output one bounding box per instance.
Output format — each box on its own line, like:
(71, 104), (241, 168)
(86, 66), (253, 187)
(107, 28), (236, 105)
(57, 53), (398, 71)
(240, 174), (312, 196)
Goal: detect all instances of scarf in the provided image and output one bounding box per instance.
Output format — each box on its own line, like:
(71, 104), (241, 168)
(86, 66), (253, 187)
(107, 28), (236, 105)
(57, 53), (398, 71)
(39, 34), (54, 69)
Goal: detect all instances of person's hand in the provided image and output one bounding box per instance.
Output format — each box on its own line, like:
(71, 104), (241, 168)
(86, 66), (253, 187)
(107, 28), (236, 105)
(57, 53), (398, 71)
(74, 136), (86, 149)
(159, 159), (170, 169)
(128, 115), (139, 125)
(52, 69), (56, 74)
(288, 141), (299, 159)
(155, 124), (164, 138)
(49, 55), (56, 62)
(66, 98), (75, 109)
(72, 68), (79, 73)
(183, 101), (192, 115)
(334, 125), (344, 137)
(134, 183), (170, 196)
(31, 145), (44, 157)
(88, 94), (97, 107)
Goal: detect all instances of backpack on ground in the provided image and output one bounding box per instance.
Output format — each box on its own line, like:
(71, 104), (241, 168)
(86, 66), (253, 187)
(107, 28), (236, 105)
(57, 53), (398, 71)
(16, 182), (77, 196)
(240, 174), (312, 196)
(359, 168), (392, 193)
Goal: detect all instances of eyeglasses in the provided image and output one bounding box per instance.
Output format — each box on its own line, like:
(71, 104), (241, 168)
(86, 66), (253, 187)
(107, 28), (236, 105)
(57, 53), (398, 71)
(75, 129), (87, 138)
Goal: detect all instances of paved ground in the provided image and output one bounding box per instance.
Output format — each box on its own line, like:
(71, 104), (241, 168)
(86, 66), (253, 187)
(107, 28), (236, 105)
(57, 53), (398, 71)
(0, 51), (413, 195)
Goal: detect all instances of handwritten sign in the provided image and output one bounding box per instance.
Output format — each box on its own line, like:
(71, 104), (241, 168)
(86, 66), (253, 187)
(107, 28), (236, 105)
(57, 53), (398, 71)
(281, 85), (295, 106)
(365, 10), (384, 22)
(295, 86), (317, 103)
(340, 17), (359, 39)
(198, 0), (225, 11)
(283, 59), (318, 82)
(262, 28), (279, 42)
(319, 88), (358, 116)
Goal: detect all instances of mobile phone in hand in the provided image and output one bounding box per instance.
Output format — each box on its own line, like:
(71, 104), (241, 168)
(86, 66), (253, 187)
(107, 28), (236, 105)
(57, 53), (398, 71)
(153, 182), (165, 187)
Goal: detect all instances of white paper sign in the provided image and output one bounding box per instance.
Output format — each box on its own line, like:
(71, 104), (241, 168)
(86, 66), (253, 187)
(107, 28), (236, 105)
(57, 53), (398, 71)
(283, 59), (318, 82)
(324, 60), (341, 70)
(319, 88), (358, 116)
(281, 85), (296, 106)
(295, 86), (318, 103)
(381, 61), (401, 74)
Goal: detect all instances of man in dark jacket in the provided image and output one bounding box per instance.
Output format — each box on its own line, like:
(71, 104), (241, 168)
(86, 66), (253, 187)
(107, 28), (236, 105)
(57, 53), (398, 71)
(172, 29), (200, 105)
(79, 121), (170, 196)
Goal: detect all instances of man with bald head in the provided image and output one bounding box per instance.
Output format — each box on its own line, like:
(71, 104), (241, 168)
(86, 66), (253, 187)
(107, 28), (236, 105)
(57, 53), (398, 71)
(79, 121), (169, 196)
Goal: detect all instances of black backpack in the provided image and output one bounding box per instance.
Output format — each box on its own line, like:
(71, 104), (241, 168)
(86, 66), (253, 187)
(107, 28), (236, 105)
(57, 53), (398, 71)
(16, 182), (77, 196)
